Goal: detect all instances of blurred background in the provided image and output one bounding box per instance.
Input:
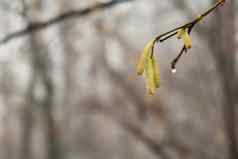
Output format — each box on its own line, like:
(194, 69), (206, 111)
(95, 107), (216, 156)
(0, 0), (237, 159)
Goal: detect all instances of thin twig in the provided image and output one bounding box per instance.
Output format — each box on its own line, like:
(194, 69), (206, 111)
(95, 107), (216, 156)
(151, 0), (226, 70)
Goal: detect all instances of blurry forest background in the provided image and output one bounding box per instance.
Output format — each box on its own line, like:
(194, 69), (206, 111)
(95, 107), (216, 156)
(0, 0), (237, 159)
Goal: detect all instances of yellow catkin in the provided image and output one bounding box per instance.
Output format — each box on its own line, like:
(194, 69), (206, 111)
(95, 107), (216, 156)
(145, 57), (157, 95)
(152, 55), (160, 88)
(182, 30), (192, 49)
(136, 40), (154, 75)
(177, 28), (192, 49)
(176, 29), (184, 39)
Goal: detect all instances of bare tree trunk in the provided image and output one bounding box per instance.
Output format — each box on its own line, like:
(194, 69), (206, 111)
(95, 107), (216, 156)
(210, 0), (238, 159)
(29, 33), (61, 159)
(17, 1), (62, 158)
(18, 23), (35, 159)
(1, 64), (14, 159)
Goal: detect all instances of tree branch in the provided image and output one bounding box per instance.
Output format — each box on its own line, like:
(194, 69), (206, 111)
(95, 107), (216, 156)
(150, 0), (225, 71)
(94, 105), (171, 159)
(168, 0), (209, 36)
(0, 0), (134, 44)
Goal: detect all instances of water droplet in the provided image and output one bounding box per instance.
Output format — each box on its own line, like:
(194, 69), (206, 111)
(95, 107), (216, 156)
(171, 68), (177, 74)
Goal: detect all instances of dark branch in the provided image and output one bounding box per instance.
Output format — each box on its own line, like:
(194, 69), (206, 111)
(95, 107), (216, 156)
(152, 0), (225, 71)
(0, 0), (134, 44)
(96, 106), (171, 159)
